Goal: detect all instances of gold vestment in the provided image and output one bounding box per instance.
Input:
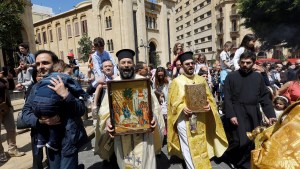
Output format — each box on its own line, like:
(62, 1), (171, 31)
(167, 74), (228, 168)
(251, 100), (300, 169)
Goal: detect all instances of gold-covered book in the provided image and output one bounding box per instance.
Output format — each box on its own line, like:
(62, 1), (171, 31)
(185, 84), (207, 112)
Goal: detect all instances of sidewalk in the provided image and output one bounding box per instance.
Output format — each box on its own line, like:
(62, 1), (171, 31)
(0, 98), (95, 169)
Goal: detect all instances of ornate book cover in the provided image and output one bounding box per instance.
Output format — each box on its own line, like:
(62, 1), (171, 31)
(185, 84), (207, 112)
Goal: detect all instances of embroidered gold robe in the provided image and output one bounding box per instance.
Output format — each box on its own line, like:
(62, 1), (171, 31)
(94, 74), (165, 169)
(251, 100), (300, 169)
(167, 74), (228, 168)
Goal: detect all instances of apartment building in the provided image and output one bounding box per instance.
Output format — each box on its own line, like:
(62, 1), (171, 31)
(174, 0), (252, 62)
(33, 0), (176, 66)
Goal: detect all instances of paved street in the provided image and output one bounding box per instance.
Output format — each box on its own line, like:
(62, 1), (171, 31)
(78, 136), (231, 169)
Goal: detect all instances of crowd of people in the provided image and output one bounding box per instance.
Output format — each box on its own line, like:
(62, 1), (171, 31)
(0, 34), (300, 169)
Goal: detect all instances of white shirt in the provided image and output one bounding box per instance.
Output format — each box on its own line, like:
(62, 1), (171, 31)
(233, 47), (245, 70)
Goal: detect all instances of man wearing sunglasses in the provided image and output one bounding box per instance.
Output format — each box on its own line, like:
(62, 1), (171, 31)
(168, 52), (228, 169)
(223, 51), (276, 169)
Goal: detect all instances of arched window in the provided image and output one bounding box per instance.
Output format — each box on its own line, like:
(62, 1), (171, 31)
(109, 16), (112, 28)
(107, 40), (111, 51)
(106, 17), (109, 28)
(110, 39), (114, 51)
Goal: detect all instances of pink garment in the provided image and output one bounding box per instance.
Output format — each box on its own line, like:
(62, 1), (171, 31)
(287, 81), (300, 103)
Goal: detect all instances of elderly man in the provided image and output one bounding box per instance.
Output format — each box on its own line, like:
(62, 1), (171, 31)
(168, 52), (228, 169)
(135, 61), (148, 77)
(94, 49), (165, 169)
(92, 59), (115, 117)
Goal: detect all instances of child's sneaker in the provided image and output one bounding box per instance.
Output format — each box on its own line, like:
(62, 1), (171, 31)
(46, 142), (59, 151)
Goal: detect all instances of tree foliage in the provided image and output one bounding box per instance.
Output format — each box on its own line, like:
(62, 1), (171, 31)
(0, 0), (25, 49)
(237, 0), (300, 49)
(78, 34), (92, 62)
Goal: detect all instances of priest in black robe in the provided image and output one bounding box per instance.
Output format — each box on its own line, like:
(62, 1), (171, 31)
(223, 51), (276, 169)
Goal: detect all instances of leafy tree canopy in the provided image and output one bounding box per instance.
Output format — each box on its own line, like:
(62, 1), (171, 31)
(0, 0), (25, 49)
(238, 0), (300, 49)
(78, 34), (92, 62)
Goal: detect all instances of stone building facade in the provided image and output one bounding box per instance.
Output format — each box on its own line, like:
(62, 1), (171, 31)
(34, 0), (176, 66)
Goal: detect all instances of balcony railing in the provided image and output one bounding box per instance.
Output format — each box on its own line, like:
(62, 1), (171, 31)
(216, 13), (224, 20)
(230, 10), (240, 18)
(217, 29), (224, 36)
(230, 28), (240, 37)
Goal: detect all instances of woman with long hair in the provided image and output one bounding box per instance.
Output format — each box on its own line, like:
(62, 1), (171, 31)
(153, 67), (170, 101)
(171, 43), (184, 78)
(233, 34), (257, 70)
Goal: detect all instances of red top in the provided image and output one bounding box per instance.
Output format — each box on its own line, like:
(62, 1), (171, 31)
(287, 81), (300, 103)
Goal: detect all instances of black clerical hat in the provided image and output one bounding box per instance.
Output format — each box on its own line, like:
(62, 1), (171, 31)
(116, 49), (135, 61)
(179, 51), (194, 63)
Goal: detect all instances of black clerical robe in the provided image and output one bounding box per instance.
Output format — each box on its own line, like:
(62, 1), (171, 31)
(223, 70), (276, 168)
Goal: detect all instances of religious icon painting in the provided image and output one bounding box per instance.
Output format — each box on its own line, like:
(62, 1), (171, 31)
(107, 78), (153, 135)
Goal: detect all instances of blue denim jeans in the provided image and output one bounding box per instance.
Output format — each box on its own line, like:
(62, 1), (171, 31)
(47, 149), (78, 169)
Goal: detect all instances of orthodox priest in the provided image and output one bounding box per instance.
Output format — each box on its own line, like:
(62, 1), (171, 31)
(94, 49), (165, 169)
(223, 51), (276, 169)
(168, 51), (228, 169)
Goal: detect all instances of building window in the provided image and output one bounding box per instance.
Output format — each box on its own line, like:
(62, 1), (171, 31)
(185, 11), (190, 17)
(37, 33), (41, 44)
(208, 36), (212, 41)
(109, 16), (112, 28)
(42, 31), (47, 44)
(207, 0), (211, 4)
(208, 47), (212, 52)
(105, 17), (109, 28)
(153, 18), (156, 29)
(207, 23), (212, 29)
(74, 22), (80, 36)
(186, 21), (191, 27)
(185, 1), (190, 6)
(110, 39), (114, 51)
(57, 27), (62, 40)
(232, 20), (237, 31)
(67, 24), (72, 38)
(49, 29), (53, 42)
(107, 40), (111, 51)
(81, 20), (88, 35)
(207, 11), (211, 17)
(149, 17), (152, 28)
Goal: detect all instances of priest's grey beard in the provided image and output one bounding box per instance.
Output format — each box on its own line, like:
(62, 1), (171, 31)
(120, 67), (135, 79)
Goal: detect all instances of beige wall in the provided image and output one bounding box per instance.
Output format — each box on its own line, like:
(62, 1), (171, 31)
(34, 0), (176, 66)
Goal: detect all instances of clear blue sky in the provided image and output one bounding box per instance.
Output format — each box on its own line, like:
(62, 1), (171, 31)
(31, 0), (85, 14)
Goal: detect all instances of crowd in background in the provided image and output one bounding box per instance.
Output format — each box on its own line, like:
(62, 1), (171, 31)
(0, 34), (300, 169)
